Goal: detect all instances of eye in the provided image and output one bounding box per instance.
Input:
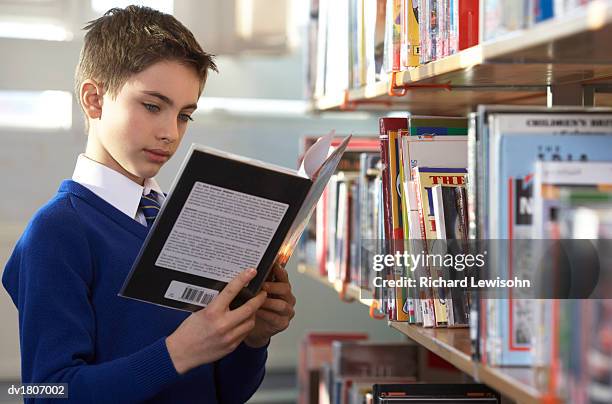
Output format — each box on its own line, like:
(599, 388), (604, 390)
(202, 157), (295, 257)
(178, 113), (194, 123)
(143, 103), (160, 113)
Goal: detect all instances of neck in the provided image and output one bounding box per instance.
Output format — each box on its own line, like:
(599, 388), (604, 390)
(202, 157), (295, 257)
(84, 131), (145, 186)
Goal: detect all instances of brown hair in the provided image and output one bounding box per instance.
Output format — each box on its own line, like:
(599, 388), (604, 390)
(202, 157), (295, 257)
(75, 5), (217, 110)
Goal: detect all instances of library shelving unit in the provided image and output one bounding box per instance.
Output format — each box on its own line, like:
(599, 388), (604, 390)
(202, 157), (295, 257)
(300, 2), (612, 403)
(313, 1), (612, 115)
(297, 264), (542, 404)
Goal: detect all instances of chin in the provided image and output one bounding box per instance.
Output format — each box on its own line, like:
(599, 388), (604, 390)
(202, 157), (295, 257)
(141, 167), (162, 179)
(134, 164), (162, 180)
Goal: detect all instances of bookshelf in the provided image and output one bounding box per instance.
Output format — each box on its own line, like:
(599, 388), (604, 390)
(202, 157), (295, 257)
(303, 2), (612, 403)
(297, 264), (542, 404)
(313, 0), (612, 114)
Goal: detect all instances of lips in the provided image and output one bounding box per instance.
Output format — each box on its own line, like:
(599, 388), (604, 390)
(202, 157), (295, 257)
(144, 149), (171, 163)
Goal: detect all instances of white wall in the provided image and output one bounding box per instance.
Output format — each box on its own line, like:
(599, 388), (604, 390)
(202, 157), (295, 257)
(0, 35), (402, 378)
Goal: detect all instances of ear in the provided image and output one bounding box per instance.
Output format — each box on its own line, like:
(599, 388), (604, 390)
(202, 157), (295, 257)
(80, 79), (104, 120)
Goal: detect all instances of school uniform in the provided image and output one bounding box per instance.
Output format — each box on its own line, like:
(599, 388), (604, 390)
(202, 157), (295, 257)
(2, 155), (267, 403)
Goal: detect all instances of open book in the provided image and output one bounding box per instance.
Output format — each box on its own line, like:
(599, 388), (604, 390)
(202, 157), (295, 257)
(120, 132), (351, 311)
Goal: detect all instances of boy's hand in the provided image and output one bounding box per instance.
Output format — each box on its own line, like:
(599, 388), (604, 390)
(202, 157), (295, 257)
(244, 263), (296, 348)
(165, 268), (266, 375)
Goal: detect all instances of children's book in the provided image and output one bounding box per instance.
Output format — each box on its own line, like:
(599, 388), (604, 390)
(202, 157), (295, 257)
(487, 112), (612, 365)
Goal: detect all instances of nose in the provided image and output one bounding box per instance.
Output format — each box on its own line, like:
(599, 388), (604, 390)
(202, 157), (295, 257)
(158, 117), (180, 144)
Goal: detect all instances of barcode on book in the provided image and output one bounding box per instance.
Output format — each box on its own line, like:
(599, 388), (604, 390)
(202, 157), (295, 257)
(164, 280), (218, 307)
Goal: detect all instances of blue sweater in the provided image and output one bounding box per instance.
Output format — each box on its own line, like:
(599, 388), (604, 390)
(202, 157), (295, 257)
(2, 180), (267, 403)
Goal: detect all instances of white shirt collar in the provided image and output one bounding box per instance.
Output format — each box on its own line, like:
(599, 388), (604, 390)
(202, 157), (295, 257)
(72, 154), (163, 219)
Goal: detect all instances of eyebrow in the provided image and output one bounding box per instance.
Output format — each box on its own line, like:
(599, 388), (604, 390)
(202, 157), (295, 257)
(142, 91), (198, 110)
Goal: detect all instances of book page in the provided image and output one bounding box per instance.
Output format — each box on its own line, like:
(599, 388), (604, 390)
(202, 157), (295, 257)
(274, 134), (352, 267)
(298, 130), (335, 179)
(155, 182), (289, 282)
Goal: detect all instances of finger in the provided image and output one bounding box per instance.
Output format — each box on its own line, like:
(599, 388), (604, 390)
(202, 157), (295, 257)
(273, 264), (290, 283)
(256, 308), (281, 323)
(262, 282), (296, 306)
(224, 317), (257, 348)
(226, 290), (267, 324)
(261, 298), (294, 316)
(261, 282), (291, 296)
(212, 268), (257, 311)
(255, 309), (292, 328)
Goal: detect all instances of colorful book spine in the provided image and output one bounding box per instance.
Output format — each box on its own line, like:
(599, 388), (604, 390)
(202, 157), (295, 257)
(535, 0), (554, 23)
(458, 0), (479, 50)
(388, 130), (405, 241)
(409, 116), (469, 136)
(401, 0), (421, 67)
(379, 118), (408, 240)
(392, 0), (402, 71)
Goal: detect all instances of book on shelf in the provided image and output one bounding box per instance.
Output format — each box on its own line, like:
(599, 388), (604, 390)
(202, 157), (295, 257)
(388, 125), (411, 321)
(296, 107), (612, 404)
(364, 0), (388, 84)
(372, 383), (500, 403)
(331, 341), (419, 404)
(404, 179), (428, 326)
(332, 341), (418, 379)
(532, 160), (612, 239)
(484, 109), (612, 366)
(467, 106), (612, 368)
(400, 132), (468, 181)
(314, 0), (329, 99)
(379, 118), (409, 319)
(382, 0), (402, 73)
(379, 118), (408, 240)
(359, 153), (382, 289)
(299, 332), (369, 404)
(308, 1), (598, 102)
(531, 169), (612, 394)
(324, 0), (350, 96)
(408, 116), (468, 136)
(431, 185), (470, 327)
(300, 336), (421, 404)
(481, 0), (591, 41)
(120, 131), (351, 312)
(379, 117), (467, 321)
(413, 166), (467, 327)
(349, 0), (366, 89)
(307, 136), (379, 279)
(547, 189), (612, 403)
(306, 0), (321, 99)
(401, 0), (420, 68)
(394, 117), (468, 326)
(459, 0), (479, 50)
(334, 172), (360, 285)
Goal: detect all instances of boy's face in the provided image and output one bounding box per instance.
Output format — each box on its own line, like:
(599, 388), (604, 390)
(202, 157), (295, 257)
(87, 60), (201, 184)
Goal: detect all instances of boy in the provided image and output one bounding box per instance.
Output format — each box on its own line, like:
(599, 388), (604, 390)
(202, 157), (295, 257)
(1, 6), (296, 403)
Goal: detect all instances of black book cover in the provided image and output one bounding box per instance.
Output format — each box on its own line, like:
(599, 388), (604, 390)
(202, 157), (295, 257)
(120, 136), (350, 312)
(442, 186), (470, 327)
(373, 383), (500, 403)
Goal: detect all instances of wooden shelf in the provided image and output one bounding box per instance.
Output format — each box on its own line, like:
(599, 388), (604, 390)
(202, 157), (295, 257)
(389, 324), (542, 404)
(314, 0), (612, 113)
(296, 264), (546, 404)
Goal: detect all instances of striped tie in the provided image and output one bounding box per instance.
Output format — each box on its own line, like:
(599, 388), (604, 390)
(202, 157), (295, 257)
(139, 191), (161, 227)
